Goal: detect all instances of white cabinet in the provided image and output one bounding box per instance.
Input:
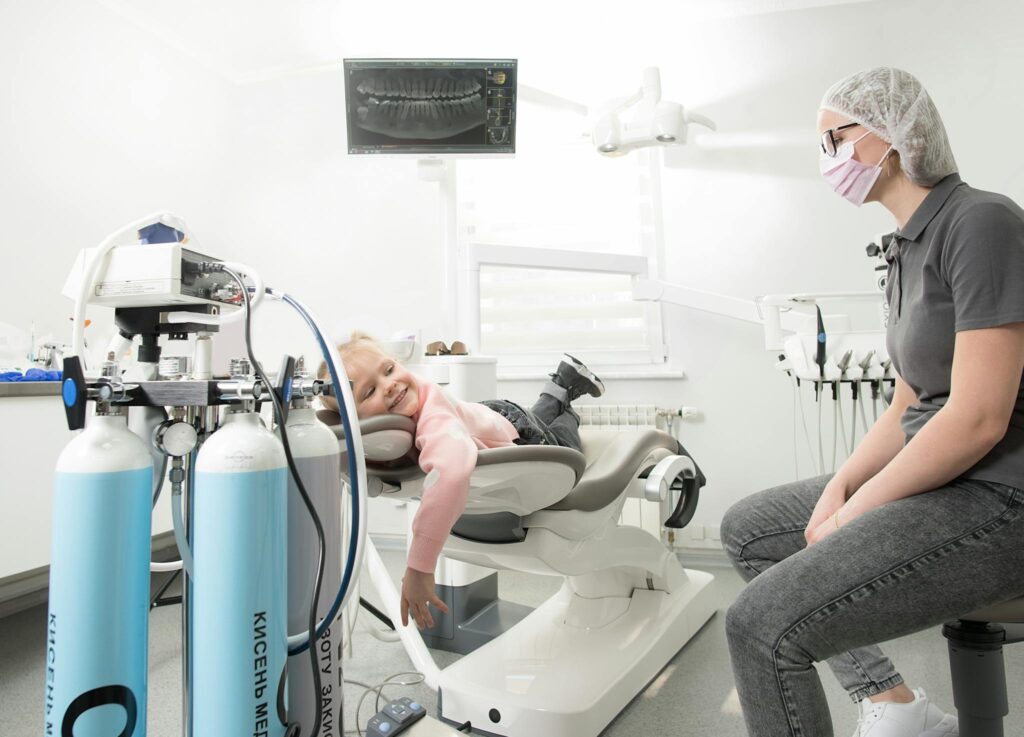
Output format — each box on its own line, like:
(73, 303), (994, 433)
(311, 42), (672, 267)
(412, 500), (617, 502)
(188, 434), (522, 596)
(0, 391), (174, 584)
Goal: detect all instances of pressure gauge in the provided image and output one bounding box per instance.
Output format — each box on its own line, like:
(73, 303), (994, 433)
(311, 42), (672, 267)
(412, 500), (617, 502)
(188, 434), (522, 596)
(153, 420), (198, 458)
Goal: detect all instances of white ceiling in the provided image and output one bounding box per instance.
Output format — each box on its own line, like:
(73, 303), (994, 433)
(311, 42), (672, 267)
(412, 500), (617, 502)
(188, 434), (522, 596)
(96, 0), (877, 85)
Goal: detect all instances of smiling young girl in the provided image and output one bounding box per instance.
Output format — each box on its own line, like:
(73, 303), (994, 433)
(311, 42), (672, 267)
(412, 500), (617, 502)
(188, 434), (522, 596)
(321, 332), (603, 630)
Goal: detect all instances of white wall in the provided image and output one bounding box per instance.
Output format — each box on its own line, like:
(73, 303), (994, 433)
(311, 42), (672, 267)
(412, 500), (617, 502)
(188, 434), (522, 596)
(214, 70), (448, 363)
(492, 0), (1024, 535)
(3, 0), (1024, 550)
(0, 0), (237, 349)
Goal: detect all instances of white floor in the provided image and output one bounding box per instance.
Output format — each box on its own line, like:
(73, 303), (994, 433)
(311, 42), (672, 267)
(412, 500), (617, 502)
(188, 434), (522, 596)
(2, 548), (1022, 736)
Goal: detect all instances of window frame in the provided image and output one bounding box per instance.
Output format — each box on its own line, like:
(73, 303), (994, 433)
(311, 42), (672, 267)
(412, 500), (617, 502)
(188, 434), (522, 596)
(458, 242), (668, 373)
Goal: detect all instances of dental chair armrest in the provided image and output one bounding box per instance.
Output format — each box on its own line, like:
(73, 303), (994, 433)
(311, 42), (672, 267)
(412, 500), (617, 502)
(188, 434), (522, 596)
(664, 473), (700, 529)
(644, 455), (701, 529)
(476, 445), (588, 482)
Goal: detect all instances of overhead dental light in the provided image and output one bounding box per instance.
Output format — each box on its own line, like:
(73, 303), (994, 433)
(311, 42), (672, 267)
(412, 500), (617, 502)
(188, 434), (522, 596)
(591, 67), (715, 156)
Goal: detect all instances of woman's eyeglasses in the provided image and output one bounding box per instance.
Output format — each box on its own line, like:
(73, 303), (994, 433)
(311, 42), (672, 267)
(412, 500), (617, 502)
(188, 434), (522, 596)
(821, 122), (860, 157)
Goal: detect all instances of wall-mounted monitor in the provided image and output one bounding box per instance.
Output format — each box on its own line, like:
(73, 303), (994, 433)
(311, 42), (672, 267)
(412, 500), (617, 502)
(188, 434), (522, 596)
(344, 58), (516, 157)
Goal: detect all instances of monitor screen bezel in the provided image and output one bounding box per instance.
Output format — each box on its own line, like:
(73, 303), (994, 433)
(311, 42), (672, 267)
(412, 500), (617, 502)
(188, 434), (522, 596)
(343, 58), (517, 158)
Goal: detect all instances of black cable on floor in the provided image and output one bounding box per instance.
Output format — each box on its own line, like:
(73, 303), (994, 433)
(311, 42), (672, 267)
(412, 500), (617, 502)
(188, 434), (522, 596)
(359, 597), (395, 631)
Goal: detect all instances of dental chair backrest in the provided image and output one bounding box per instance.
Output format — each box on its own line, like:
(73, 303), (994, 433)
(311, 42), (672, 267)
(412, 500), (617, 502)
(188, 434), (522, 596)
(315, 408), (588, 484)
(315, 409), (705, 525)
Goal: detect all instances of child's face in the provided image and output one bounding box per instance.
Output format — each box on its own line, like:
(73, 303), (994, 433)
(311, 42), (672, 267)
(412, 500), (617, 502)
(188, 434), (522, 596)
(345, 348), (420, 419)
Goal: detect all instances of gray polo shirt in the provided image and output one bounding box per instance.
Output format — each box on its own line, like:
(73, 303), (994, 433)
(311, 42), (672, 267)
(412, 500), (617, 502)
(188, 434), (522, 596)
(885, 173), (1024, 488)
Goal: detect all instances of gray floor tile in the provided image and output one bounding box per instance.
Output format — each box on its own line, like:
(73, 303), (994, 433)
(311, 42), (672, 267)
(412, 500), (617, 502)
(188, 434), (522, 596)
(3, 551), (1023, 736)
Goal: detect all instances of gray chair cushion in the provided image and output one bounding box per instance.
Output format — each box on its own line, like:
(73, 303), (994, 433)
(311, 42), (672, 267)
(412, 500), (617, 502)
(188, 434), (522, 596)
(476, 445), (587, 480)
(318, 411), (419, 467)
(546, 429), (680, 512)
(316, 410), (416, 439)
(316, 413), (684, 514)
(355, 436), (587, 487)
(317, 412), (587, 487)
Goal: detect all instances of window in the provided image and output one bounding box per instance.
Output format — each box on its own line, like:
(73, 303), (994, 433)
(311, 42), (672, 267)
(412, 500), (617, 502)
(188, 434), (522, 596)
(457, 101), (669, 372)
(467, 245), (665, 368)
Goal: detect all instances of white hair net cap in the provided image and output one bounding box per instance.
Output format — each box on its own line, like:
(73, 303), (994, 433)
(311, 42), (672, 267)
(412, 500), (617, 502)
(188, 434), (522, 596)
(820, 67), (957, 187)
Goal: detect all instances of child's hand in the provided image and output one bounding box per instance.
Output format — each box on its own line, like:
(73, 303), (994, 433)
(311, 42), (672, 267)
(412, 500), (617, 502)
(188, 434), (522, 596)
(400, 567), (450, 629)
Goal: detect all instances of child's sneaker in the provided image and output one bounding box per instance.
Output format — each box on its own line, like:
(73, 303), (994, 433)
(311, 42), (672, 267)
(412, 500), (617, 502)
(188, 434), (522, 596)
(553, 354), (605, 401)
(851, 688), (958, 737)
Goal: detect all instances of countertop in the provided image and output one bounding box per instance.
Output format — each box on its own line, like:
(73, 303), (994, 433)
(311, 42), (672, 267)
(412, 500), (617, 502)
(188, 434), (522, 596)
(0, 382), (62, 398)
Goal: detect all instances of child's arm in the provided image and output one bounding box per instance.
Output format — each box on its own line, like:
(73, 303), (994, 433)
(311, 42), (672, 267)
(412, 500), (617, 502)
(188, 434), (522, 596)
(408, 404), (478, 573)
(400, 396), (478, 629)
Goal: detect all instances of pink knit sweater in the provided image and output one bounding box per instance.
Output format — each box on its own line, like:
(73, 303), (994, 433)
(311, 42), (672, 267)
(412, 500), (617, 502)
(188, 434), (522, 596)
(406, 376), (519, 573)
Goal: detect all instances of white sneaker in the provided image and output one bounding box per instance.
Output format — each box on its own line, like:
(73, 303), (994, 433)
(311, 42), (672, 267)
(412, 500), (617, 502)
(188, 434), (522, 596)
(851, 688), (959, 737)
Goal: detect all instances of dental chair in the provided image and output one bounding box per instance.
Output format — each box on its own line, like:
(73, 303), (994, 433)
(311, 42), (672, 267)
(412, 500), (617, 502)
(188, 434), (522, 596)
(319, 411), (717, 737)
(944, 596), (1024, 737)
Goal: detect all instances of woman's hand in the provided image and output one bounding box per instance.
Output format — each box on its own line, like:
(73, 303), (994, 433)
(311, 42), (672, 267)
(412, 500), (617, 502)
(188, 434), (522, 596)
(804, 478), (850, 545)
(806, 504), (847, 546)
(806, 481), (878, 545)
(400, 567), (450, 629)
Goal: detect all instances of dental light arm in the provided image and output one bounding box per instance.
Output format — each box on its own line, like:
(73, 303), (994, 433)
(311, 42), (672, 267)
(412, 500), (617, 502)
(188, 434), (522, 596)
(757, 292), (884, 352)
(592, 67), (716, 156)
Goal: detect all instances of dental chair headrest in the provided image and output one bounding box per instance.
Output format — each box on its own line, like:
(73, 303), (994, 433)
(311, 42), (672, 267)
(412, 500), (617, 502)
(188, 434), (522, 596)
(315, 409), (416, 463)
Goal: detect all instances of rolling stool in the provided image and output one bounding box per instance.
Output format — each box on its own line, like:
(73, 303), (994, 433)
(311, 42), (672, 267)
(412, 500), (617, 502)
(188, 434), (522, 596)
(943, 596), (1024, 736)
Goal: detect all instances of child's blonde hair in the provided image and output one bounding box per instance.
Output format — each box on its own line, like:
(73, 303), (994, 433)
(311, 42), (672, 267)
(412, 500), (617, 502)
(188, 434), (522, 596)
(317, 331), (387, 412)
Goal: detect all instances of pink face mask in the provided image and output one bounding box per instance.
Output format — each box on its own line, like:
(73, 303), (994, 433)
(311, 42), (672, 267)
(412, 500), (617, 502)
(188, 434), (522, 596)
(819, 131), (893, 207)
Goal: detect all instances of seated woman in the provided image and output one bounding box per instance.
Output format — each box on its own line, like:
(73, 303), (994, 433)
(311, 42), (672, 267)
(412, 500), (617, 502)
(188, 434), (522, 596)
(319, 332), (603, 630)
(723, 67), (1024, 737)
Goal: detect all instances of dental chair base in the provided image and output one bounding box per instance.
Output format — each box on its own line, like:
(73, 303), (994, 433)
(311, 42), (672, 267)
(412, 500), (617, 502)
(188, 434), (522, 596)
(420, 572), (533, 655)
(437, 568), (715, 737)
(346, 418), (715, 737)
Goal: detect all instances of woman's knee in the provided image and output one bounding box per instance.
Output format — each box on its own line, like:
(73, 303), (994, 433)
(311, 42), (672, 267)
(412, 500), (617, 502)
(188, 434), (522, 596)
(721, 477), (828, 563)
(726, 580), (816, 663)
(721, 492), (765, 563)
(725, 583), (773, 647)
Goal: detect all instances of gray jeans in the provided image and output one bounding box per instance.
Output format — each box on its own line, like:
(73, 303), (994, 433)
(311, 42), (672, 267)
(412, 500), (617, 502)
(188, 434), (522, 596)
(721, 473), (1024, 737)
(478, 396), (582, 451)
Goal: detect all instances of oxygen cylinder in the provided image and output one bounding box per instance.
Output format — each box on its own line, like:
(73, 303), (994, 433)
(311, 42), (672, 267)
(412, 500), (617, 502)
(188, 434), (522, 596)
(191, 408), (288, 737)
(284, 404), (343, 737)
(45, 409), (153, 737)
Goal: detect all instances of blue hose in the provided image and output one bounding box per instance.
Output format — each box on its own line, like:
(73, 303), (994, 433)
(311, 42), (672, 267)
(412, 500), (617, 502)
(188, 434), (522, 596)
(264, 288), (362, 656)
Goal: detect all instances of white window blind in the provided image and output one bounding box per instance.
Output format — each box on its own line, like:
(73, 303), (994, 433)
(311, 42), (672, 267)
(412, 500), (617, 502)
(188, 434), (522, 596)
(479, 265), (663, 367)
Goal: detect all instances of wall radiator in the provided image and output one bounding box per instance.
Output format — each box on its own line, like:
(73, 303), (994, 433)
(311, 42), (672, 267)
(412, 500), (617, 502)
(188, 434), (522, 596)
(576, 404), (661, 431)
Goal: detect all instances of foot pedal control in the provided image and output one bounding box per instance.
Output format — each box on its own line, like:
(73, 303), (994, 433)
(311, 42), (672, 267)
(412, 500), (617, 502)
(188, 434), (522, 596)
(367, 697), (466, 736)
